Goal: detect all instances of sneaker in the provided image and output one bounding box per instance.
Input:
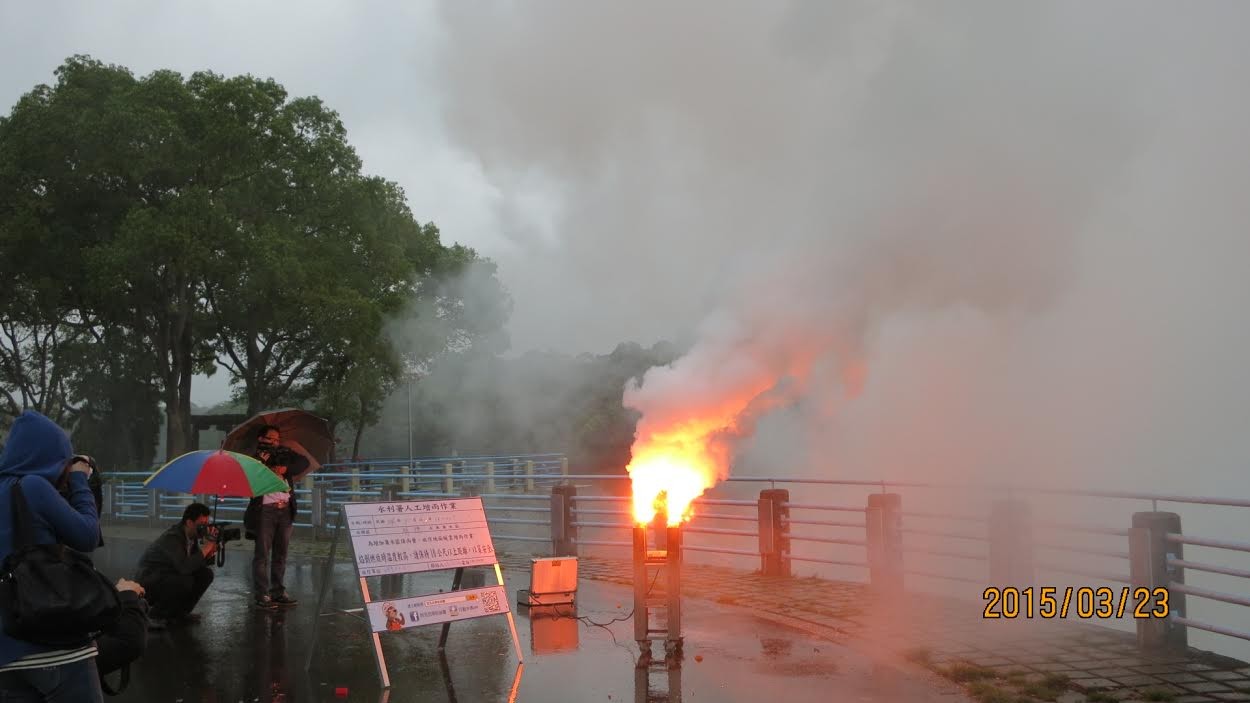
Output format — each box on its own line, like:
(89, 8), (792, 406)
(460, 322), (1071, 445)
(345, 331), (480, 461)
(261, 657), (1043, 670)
(271, 592), (298, 607)
(255, 595), (279, 610)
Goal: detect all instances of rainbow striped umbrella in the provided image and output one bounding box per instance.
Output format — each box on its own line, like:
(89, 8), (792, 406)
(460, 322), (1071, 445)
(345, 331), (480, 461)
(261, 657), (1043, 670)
(145, 449), (289, 497)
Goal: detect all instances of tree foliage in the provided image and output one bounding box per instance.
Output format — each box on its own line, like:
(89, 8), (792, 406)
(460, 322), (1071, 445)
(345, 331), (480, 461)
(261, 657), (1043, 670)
(0, 55), (508, 463)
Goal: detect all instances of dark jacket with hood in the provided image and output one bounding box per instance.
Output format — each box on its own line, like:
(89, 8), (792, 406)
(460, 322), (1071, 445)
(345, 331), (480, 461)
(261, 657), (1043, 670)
(242, 446), (309, 538)
(0, 409), (101, 667)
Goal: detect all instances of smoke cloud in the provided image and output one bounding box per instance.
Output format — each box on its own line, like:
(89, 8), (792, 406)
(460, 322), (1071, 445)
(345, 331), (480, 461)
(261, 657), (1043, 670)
(433, 1), (1250, 491)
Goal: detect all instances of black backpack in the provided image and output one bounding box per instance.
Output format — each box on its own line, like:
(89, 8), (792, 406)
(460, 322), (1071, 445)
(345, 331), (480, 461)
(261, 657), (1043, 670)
(0, 478), (121, 648)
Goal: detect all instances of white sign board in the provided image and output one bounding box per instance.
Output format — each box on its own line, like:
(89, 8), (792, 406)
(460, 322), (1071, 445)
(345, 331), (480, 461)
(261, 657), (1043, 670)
(366, 585), (510, 633)
(342, 498), (498, 577)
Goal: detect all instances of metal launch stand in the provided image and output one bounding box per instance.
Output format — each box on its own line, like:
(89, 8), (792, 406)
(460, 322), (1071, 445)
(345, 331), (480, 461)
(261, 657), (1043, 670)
(632, 514), (684, 702)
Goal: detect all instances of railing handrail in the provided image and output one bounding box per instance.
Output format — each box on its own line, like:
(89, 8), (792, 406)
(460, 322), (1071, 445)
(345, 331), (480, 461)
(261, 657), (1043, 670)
(108, 462), (1250, 512)
(99, 457), (1250, 662)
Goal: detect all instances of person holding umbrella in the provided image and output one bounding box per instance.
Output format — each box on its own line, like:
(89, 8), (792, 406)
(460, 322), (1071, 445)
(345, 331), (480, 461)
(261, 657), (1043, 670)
(244, 425), (310, 610)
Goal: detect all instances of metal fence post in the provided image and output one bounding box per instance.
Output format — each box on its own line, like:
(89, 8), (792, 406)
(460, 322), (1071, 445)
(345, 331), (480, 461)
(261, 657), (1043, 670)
(485, 462), (496, 494)
(866, 493), (903, 594)
(989, 499), (1035, 587)
(1130, 511), (1187, 653)
(443, 462), (454, 494)
(311, 483), (326, 540)
(525, 461), (535, 493)
(550, 484), (578, 556)
(101, 481), (115, 520)
(757, 489), (790, 577)
(148, 490), (160, 527)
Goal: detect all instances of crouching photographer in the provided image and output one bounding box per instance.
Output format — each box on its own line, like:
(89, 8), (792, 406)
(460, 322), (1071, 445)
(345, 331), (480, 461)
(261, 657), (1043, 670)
(133, 503), (230, 629)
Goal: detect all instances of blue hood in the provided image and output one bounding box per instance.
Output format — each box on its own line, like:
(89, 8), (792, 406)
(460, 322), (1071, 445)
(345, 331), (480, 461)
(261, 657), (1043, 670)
(0, 410), (73, 482)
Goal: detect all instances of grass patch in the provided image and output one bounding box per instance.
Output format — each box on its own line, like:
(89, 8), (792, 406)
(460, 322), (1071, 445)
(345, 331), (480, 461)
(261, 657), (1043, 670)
(1019, 673), (1069, 701)
(1001, 670), (1031, 685)
(942, 662), (999, 683)
(1085, 692), (1117, 703)
(1138, 687), (1178, 702)
(967, 681), (1024, 703)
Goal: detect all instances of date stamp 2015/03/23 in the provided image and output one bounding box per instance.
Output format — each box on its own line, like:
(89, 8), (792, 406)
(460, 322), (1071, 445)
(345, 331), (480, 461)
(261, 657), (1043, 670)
(983, 586), (1170, 619)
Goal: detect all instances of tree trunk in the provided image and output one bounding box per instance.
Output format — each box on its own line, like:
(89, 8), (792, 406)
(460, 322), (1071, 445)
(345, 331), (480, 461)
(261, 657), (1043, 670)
(351, 398), (366, 460)
(246, 384), (263, 416)
(177, 319), (194, 453)
(325, 418), (340, 462)
(164, 294), (197, 460)
(163, 392), (183, 461)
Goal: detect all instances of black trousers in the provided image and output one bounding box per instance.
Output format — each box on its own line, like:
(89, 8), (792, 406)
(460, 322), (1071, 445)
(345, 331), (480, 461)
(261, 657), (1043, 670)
(142, 568), (214, 619)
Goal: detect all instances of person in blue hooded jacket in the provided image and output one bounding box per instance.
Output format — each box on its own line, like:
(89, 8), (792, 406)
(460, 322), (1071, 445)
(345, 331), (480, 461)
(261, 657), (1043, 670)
(0, 410), (104, 702)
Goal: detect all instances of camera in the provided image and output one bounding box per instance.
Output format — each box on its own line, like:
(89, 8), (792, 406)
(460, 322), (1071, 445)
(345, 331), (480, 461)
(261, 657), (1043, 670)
(258, 445), (298, 468)
(197, 522), (242, 544)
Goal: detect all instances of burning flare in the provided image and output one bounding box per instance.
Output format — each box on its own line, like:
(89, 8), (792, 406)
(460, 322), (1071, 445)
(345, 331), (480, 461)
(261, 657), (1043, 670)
(627, 420), (728, 526)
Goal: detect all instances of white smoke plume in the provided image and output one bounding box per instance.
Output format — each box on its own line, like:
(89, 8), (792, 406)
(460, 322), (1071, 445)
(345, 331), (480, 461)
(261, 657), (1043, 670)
(433, 0), (1250, 491)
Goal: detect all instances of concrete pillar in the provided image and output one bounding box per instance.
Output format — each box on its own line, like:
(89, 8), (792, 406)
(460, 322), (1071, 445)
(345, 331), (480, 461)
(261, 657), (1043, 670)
(757, 489), (791, 577)
(551, 484), (578, 556)
(1130, 511), (1187, 652)
(400, 464), (412, 494)
(989, 499), (1035, 587)
(148, 490), (160, 527)
(443, 462), (454, 494)
(525, 461), (535, 493)
(561, 457), (569, 478)
(866, 493), (903, 594)
(485, 462), (496, 494)
(351, 467), (361, 494)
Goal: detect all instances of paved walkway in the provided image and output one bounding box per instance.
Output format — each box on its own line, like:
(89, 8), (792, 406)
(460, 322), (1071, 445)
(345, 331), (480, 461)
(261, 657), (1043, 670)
(103, 521), (1250, 702)
(529, 555), (1250, 703)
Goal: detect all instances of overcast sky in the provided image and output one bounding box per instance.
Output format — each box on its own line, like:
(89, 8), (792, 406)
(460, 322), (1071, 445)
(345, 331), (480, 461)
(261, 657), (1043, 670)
(4, 2), (1250, 500)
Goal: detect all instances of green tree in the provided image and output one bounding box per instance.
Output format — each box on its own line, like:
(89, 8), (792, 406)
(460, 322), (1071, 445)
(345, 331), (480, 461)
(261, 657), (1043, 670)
(2, 55), (509, 456)
(0, 56), (466, 456)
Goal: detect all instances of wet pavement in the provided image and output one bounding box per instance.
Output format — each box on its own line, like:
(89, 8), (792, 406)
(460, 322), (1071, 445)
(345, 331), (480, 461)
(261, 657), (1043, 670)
(91, 530), (969, 702)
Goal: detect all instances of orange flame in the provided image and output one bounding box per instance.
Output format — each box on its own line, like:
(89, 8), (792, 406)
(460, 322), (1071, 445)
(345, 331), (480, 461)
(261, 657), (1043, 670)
(626, 421), (728, 526)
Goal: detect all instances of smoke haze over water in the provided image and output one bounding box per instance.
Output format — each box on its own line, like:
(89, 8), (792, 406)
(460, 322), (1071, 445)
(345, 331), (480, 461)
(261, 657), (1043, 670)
(434, 1), (1250, 491)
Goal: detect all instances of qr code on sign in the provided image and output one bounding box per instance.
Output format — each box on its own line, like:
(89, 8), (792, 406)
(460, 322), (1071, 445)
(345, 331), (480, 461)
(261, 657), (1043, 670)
(481, 590), (501, 613)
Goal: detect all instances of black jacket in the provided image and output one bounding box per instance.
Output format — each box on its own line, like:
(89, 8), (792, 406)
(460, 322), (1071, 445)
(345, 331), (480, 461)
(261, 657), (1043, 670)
(134, 523), (210, 585)
(96, 590), (147, 676)
(243, 446), (310, 537)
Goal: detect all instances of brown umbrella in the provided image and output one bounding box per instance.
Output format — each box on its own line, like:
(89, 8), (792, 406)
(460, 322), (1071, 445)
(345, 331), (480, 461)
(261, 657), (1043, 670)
(222, 408), (334, 472)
